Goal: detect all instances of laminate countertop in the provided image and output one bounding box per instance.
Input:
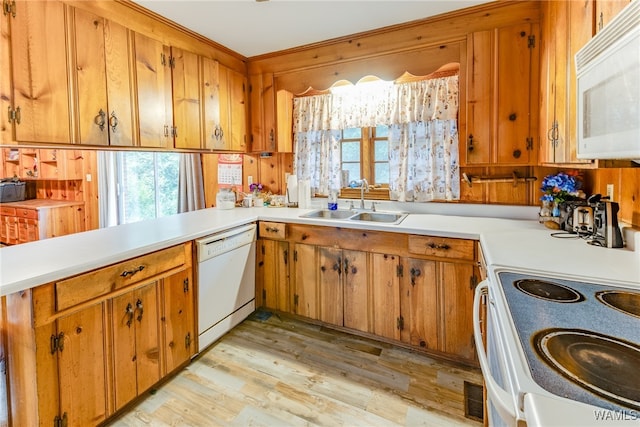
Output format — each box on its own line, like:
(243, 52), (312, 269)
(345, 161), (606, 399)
(1, 204), (638, 296)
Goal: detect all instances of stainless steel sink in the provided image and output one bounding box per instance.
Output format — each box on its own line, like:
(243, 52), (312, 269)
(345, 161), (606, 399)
(349, 211), (408, 224)
(300, 209), (355, 219)
(300, 209), (408, 225)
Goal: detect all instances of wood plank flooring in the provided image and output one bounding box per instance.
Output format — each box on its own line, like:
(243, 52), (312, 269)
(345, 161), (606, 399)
(108, 311), (483, 426)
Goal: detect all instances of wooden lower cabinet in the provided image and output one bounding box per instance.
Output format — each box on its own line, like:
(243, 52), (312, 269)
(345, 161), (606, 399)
(3, 243), (193, 426)
(256, 238), (290, 313)
(111, 281), (161, 412)
(161, 268), (195, 374)
(400, 257), (438, 351)
(371, 253), (401, 341)
(292, 243), (318, 319)
(256, 222), (480, 365)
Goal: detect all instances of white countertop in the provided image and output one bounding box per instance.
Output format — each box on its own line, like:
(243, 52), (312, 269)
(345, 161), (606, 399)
(1, 205), (638, 296)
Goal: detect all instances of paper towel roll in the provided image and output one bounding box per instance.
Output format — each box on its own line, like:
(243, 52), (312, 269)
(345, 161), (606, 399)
(298, 180), (311, 209)
(286, 174), (298, 204)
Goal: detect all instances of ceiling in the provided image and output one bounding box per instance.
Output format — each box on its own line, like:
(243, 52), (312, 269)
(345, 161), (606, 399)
(131, 0), (492, 58)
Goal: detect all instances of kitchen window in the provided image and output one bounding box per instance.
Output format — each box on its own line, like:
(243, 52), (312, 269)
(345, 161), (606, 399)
(98, 151), (180, 227)
(341, 125), (389, 187)
(116, 152), (180, 224)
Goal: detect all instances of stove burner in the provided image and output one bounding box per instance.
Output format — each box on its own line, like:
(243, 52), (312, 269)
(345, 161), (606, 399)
(596, 291), (640, 319)
(534, 328), (640, 410)
(514, 279), (585, 303)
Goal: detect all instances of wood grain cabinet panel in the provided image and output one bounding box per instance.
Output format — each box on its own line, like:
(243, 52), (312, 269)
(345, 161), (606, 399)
(111, 281), (161, 412)
(371, 252), (401, 341)
(71, 7), (135, 147)
(10, 1), (71, 144)
(134, 32), (173, 149)
(540, 0), (595, 166)
(464, 22), (539, 166)
(256, 238), (290, 312)
(172, 47), (203, 150)
(400, 258), (438, 351)
(161, 268), (195, 375)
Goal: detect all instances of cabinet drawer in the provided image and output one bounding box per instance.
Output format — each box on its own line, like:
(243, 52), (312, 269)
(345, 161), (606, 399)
(55, 244), (187, 311)
(259, 221), (287, 239)
(407, 235), (475, 261)
(16, 208), (37, 219)
(0, 207), (16, 216)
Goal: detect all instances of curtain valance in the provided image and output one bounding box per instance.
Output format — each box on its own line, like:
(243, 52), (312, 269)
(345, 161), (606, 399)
(293, 74), (458, 132)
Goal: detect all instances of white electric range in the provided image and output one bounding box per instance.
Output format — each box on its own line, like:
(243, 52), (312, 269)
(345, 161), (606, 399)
(474, 267), (640, 426)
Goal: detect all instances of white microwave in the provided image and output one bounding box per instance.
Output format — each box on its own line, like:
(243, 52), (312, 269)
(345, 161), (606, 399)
(575, 0), (640, 160)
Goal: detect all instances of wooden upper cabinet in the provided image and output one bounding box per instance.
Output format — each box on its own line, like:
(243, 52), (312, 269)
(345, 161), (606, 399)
(71, 7), (135, 147)
(249, 73), (276, 152)
(134, 32), (173, 149)
(540, 0), (595, 166)
(249, 73), (294, 153)
(10, 1), (71, 144)
(596, 0), (632, 32)
(464, 23), (539, 166)
(225, 65), (248, 152)
(172, 47), (203, 150)
(201, 56), (225, 150)
(0, 7), (11, 144)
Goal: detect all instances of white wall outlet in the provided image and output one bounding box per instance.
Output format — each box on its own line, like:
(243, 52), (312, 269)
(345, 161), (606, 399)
(606, 183), (614, 200)
(86, 174), (92, 182)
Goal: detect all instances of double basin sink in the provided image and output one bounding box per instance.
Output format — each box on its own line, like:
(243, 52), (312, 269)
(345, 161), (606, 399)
(300, 208), (408, 225)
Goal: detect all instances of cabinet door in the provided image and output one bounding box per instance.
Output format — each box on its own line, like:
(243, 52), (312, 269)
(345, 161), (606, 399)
(134, 32), (172, 148)
(226, 67), (248, 152)
(17, 218), (37, 243)
(201, 57), (226, 150)
(172, 47), (202, 149)
(71, 7), (109, 146)
(11, 1), (70, 144)
(567, 0), (595, 164)
(371, 253), (401, 341)
(466, 24), (538, 166)
(1, 8), (12, 144)
(257, 239), (290, 312)
(400, 258), (438, 351)
(596, 0), (631, 32)
(111, 282), (160, 411)
(57, 301), (108, 426)
(343, 250), (369, 333)
(465, 30), (492, 165)
(249, 73), (276, 153)
(293, 243), (318, 319)
(73, 14), (137, 147)
(318, 246), (343, 325)
(103, 19), (135, 147)
(495, 23), (538, 165)
(440, 262), (477, 361)
(162, 268), (195, 374)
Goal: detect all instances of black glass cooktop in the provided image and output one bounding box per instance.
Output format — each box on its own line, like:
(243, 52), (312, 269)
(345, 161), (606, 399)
(497, 271), (640, 412)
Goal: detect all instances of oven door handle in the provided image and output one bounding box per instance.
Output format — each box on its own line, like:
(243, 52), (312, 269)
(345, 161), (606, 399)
(473, 281), (519, 422)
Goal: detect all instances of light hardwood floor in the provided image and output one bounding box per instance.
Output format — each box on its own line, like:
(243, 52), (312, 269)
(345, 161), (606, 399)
(108, 312), (483, 426)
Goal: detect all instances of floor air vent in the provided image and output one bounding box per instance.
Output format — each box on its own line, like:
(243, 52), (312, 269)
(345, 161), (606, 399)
(464, 381), (484, 422)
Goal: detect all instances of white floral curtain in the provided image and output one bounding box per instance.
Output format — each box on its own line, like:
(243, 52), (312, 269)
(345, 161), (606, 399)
(292, 74), (459, 200)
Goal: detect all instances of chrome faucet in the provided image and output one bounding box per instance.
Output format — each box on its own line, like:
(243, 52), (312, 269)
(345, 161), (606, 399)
(359, 179), (369, 209)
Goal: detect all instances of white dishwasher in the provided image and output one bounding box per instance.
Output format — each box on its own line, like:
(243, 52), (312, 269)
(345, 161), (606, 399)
(196, 223), (256, 353)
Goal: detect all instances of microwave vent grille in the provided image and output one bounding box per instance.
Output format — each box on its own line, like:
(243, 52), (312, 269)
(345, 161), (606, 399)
(576, 0), (640, 71)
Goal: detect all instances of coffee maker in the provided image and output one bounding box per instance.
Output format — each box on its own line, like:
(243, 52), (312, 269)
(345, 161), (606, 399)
(590, 197), (624, 248)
